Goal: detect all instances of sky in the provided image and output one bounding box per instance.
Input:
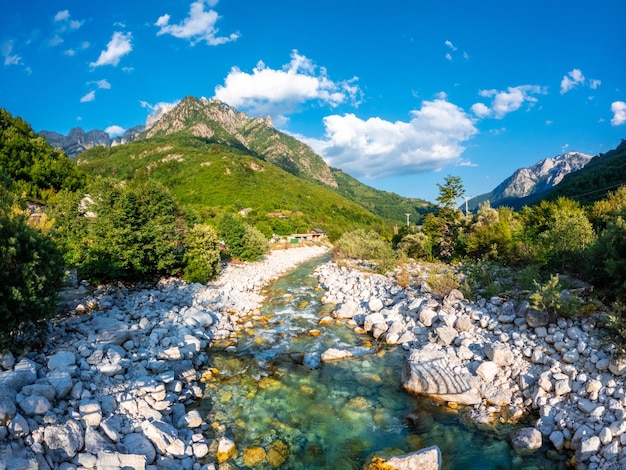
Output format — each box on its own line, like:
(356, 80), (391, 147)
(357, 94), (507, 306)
(1, 0), (625, 203)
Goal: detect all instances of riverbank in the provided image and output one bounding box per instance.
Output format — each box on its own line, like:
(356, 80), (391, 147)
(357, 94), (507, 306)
(0, 245), (329, 470)
(316, 260), (626, 470)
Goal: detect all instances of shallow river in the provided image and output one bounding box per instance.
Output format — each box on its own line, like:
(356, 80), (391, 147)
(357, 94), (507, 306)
(200, 255), (566, 469)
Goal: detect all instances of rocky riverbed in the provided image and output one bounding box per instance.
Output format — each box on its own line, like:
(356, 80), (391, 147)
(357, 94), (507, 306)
(1, 246), (625, 470)
(0, 245), (328, 470)
(316, 260), (626, 470)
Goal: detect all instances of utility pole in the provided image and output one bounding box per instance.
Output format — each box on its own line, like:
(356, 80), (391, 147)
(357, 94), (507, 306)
(464, 197), (470, 216)
(405, 213), (411, 228)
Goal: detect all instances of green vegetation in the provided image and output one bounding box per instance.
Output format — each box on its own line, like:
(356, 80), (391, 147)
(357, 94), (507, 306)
(76, 134), (387, 240)
(218, 213), (268, 262)
(183, 224), (221, 283)
(0, 108), (86, 203)
(0, 189), (65, 350)
(330, 168), (434, 225)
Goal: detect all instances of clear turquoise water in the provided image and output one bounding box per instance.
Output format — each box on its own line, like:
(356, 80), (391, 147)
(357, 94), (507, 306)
(200, 255), (567, 469)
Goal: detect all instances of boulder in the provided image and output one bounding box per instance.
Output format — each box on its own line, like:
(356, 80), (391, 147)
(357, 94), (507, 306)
(122, 433), (157, 464)
(43, 419), (84, 463)
(402, 349), (481, 405)
(321, 348), (354, 362)
(512, 427), (542, 454)
(484, 343), (514, 366)
(373, 445), (441, 470)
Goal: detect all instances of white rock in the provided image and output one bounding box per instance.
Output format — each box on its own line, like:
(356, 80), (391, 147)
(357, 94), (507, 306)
(476, 361), (498, 383)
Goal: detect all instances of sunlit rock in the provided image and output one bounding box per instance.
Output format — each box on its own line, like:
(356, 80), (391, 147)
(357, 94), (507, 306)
(243, 446), (267, 467)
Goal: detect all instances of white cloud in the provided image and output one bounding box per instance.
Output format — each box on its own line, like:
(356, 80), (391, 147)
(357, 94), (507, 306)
(140, 100), (180, 128)
(80, 90), (96, 103)
(560, 68), (585, 94)
(445, 53), (452, 61)
(306, 97), (477, 179)
(214, 50), (361, 121)
(1, 40), (21, 66)
(472, 85), (547, 119)
(589, 79), (601, 89)
(444, 40), (457, 51)
(89, 79), (111, 89)
(156, 0), (239, 46)
(64, 49), (76, 57)
(54, 10), (70, 22)
(105, 125), (125, 137)
(90, 32), (132, 67)
(611, 101), (626, 126)
(48, 35), (64, 47)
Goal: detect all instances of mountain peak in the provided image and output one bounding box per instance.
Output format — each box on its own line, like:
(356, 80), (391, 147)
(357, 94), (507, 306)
(468, 150), (593, 210)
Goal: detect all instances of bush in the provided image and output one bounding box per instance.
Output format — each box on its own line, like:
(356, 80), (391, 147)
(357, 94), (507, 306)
(586, 214), (626, 298)
(240, 224), (269, 262)
(0, 208), (65, 350)
(50, 177), (184, 283)
(334, 229), (396, 273)
(219, 213), (269, 261)
(529, 274), (582, 318)
(397, 232), (430, 260)
(183, 224), (221, 283)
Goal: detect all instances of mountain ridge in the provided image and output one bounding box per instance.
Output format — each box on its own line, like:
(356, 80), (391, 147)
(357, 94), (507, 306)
(468, 151), (593, 210)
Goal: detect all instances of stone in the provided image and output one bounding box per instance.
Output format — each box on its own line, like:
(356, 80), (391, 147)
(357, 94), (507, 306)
(267, 439), (289, 467)
(243, 446), (267, 467)
(402, 348), (481, 405)
(43, 419), (84, 463)
(419, 307), (438, 327)
(476, 361), (498, 383)
(484, 343), (513, 366)
(8, 412), (29, 437)
(0, 395), (16, 425)
(455, 315), (472, 332)
(217, 437), (236, 463)
(84, 426), (116, 455)
(178, 409), (203, 429)
(79, 401), (102, 427)
(122, 433), (157, 464)
(511, 427), (542, 454)
(434, 326), (457, 346)
(47, 351), (76, 371)
(321, 348), (353, 362)
(549, 430), (564, 450)
(141, 419), (185, 457)
(46, 370), (73, 399)
(0, 359), (37, 391)
(368, 297), (384, 313)
(96, 452), (146, 470)
(363, 312), (385, 333)
(334, 299), (360, 319)
(609, 355), (626, 376)
(525, 308), (551, 328)
(553, 379), (571, 396)
(19, 395), (52, 416)
(578, 436), (601, 462)
(376, 445), (441, 470)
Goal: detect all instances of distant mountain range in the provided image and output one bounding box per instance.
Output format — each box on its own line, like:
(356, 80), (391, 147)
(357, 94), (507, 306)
(40, 126), (145, 158)
(467, 151), (593, 211)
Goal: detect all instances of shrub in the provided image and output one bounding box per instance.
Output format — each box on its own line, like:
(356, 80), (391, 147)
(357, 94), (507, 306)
(334, 228), (396, 273)
(0, 207), (65, 351)
(49, 177), (184, 283)
(239, 224), (269, 262)
(219, 213), (269, 261)
(529, 274), (582, 318)
(183, 224), (221, 283)
(397, 232), (430, 260)
(586, 214), (626, 298)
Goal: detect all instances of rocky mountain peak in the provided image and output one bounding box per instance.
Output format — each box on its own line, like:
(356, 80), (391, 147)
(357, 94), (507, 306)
(468, 150), (593, 210)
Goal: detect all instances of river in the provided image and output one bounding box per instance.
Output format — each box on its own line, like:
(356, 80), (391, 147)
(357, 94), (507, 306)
(199, 255), (566, 469)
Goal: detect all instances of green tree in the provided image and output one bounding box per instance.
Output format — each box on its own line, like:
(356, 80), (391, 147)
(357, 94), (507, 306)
(183, 224), (221, 283)
(0, 198), (65, 350)
(436, 175), (465, 218)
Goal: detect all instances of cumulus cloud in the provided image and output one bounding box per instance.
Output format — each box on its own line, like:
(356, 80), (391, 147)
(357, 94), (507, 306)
(472, 85), (547, 119)
(155, 0), (239, 46)
(140, 100), (180, 128)
(54, 10), (70, 22)
(90, 32), (132, 67)
(305, 97), (477, 179)
(590, 79), (602, 90)
(560, 69), (585, 94)
(611, 101), (626, 126)
(105, 125), (125, 136)
(214, 50), (361, 122)
(80, 90), (96, 103)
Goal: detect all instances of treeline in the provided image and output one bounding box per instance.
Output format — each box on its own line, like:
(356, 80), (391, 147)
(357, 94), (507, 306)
(0, 109), (273, 350)
(335, 175), (626, 348)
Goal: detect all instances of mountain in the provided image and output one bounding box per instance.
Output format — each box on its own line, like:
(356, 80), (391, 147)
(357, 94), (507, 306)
(467, 151), (593, 211)
(330, 168), (435, 224)
(39, 126), (144, 158)
(142, 96), (337, 188)
(547, 139), (626, 204)
(75, 134), (384, 240)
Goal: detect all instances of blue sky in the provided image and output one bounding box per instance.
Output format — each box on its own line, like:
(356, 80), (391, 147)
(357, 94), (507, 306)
(1, 0), (625, 202)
